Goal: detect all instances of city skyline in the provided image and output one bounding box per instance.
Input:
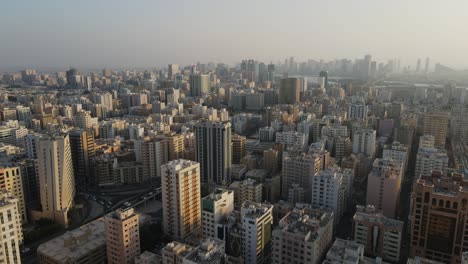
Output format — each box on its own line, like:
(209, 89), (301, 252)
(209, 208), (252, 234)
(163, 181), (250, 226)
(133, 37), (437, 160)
(1, 0), (468, 70)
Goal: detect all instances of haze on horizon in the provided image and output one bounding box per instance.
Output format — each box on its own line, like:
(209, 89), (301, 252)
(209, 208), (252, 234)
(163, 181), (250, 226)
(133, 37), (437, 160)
(1, 0), (468, 71)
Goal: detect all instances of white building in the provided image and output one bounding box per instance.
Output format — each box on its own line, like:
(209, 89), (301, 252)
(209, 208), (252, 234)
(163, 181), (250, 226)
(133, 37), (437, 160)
(34, 134), (75, 226)
(382, 141), (409, 173)
(310, 167), (353, 224)
(258, 126), (276, 142)
(275, 131), (307, 149)
(0, 191), (23, 264)
(348, 103), (369, 120)
(352, 129), (376, 157)
(201, 189), (234, 239)
(282, 151), (322, 199)
(241, 201), (273, 264)
(415, 147), (448, 177)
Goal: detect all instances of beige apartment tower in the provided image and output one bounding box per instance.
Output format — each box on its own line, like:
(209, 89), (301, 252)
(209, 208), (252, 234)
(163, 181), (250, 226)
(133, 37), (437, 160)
(366, 158), (403, 218)
(0, 166), (27, 223)
(0, 191), (23, 264)
(105, 208), (141, 264)
(161, 159), (201, 240)
(422, 112), (449, 148)
(34, 134), (75, 226)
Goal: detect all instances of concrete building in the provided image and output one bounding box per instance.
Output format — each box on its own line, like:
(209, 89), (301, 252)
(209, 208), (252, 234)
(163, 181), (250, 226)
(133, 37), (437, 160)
(409, 171), (468, 263)
(275, 131), (307, 149)
(73, 110), (93, 129)
(232, 178), (262, 206)
(323, 239), (367, 264)
(69, 129), (95, 187)
(105, 208), (141, 264)
(353, 205), (403, 262)
(183, 239), (226, 264)
(0, 191), (23, 264)
(161, 241), (195, 264)
(279, 78), (300, 104)
(240, 201), (273, 264)
(37, 218), (106, 264)
(190, 74), (210, 97)
(0, 166), (27, 223)
(34, 134), (75, 226)
(272, 207), (334, 264)
(352, 129), (376, 157)
(262, 148), (279, 173)
(202, 189), (234, 239)
(422, 112), (449, 148)
(419, 135), (435, 149)
(349, 103), (369, 120)
(311, 167), (353, 224)
(134, 137), (169, 180)
(281, 151), (322, 199)
(195, 121), (232, 187)
(258, 126), (276, 142)
(161, 160), (201, 240)
(231, 134), (246, 164)
(382, 141), (409, 173)
(366, 158), (403, 218)
(415, 147), (448, 178)
(135, 251), (160, 264)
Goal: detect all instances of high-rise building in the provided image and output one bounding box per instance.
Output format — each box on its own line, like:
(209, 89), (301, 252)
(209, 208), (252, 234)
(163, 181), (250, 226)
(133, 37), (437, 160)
(319, 70), (329, 89)
(73, 110), (93, 129)
(134, 137), (168, 180)
(263, 148), (279, 173)
(240, 201), (273, 264)
(409, 171), (468, 263)
(167, 64), (180, 79)
(382, 141), (409, 173)
(272, 207), (334, 264)
(419, 135), (435, 149)
(353, 205), (403, 262)
(416, 58), (422, 72)
(279, 78), (300, 104)
(450, 113), (468, 143)
(105, 208), (140, 264)
(0, 166), (27, 223)
(237, 178), (262, 206)
(231, 134), (246, 164)
(415, 147), (448, 178)
(201, 188), (234, 239)
(160, 133), (185, 160)
(422, 112), (449, 148)
(0, 191), (23, 264)
(34, 134), (75, 226)
(366, 158), (402, 218)
(348, 103), (369, 120)
(424, 57), (430, 73)
(311, 167), (353, 223)
(190, 74), (210, 97)
(323, 239), (366, 263)
(69, 129), (95, 187)
(281, 151), (322, 199)
(352, 129), (376, 157)
(161, 159), (201, 240)
(194, 121), (232, 187)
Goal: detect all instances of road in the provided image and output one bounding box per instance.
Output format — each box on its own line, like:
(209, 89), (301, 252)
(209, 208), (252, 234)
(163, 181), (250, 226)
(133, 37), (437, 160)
(20, 185), (161, 263)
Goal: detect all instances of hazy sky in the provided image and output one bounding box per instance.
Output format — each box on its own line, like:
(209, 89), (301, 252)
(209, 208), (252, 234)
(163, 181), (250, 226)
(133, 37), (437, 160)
(1, 0), (468, 71)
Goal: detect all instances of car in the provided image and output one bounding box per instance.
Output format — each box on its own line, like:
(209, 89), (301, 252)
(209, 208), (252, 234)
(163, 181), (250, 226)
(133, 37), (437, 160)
(21, 248), (30, 253)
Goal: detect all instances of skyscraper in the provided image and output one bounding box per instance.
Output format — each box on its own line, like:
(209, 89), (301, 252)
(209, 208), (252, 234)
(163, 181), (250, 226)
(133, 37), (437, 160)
(190, 74), (210, 97)
(0, 166), (27, 223)
(319, 70), (329, 89)
(279, 77), (300, 104)
(69, 129), (95, 187)
(167, 64), (180, 79)
(424, 57), (430, 73)
(161, 159), (201, 240)
(194, 121), (232, 187)
(35, 134), (75, 226)
(105, 208), (141, 264)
